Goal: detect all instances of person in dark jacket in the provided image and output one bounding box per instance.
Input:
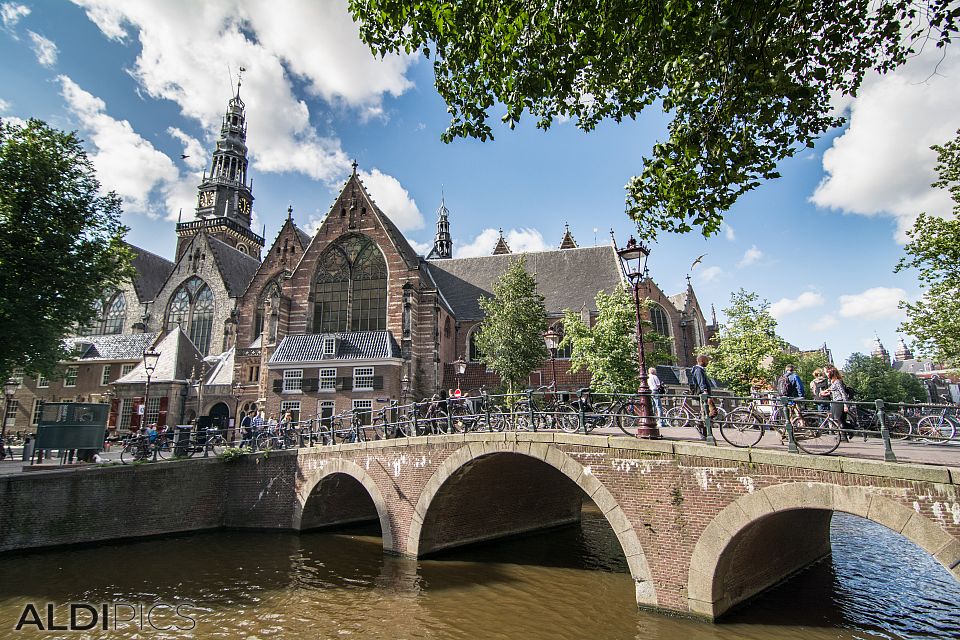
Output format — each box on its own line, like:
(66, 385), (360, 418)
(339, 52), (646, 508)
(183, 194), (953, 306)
(690, 355), (717, 418)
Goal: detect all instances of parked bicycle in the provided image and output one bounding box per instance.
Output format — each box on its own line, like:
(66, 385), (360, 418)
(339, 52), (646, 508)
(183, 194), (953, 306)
(720, 394), (842, 455)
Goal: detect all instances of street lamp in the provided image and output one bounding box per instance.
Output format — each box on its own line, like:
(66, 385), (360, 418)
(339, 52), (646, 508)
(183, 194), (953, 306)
(2, 378), (17, 452)
(454, 354), (467, 393)
(142, 348), (160, 428)
(232, 381), (243, 443)
(543, 327), (560, 391)
(616, 235), (658, 438)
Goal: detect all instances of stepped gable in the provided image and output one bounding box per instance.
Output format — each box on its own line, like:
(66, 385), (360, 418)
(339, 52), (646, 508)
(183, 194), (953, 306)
(127, 244), (174, 302)
(425, 245), (622, 320)
(206, 235), (260, 297)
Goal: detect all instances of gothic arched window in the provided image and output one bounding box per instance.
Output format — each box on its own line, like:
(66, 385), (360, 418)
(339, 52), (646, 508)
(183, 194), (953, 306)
(166, 277), (215, 355)
(649, 304), (671, 338)
(312, 235), (387, 333)
(254, 280), (282, 341)
(103, 293), (126, 335)
(468, 327), (485, 362)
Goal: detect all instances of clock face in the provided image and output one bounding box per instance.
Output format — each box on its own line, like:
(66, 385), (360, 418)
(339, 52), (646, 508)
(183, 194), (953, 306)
(238, 197), (249, 214)
(199, 191), (215, 208)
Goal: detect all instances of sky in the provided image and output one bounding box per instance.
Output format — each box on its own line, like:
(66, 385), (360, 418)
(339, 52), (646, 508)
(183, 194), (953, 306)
(1, 0), (958, 367)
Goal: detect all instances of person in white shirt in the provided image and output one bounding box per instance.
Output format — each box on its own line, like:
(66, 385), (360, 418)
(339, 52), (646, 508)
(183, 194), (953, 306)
(648, 367), (667, 428)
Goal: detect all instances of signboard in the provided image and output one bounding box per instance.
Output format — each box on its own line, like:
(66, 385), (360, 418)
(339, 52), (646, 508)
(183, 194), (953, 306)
(35, 403), (108, 450)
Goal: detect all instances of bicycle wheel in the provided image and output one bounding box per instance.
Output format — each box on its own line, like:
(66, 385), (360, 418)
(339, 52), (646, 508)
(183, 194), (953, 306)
(207, 435), (227, 456)
(552, 404), (580, 433)
(794, 415), (842, 455)
(664, 406), (691, 429)
(719, 408), (764, 448)
(370, 418), (387, 440)
(916, 416), (957, 444)
(884, 412), (912, 441)
(155, 438), (179, 460)
(256, 432), (274, 450)
(120, 444), (140, 464)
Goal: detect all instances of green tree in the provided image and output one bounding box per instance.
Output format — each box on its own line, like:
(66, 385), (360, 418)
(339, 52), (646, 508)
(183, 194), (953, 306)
(842, 353), (927, 403)
(896, 129), (960, 366)
(561, 289), (675, 393)
(700, 289), (786, 395)
(476, 256), (548, 394)
(350, 1), (958, 239)
(0, 119), (133, 380)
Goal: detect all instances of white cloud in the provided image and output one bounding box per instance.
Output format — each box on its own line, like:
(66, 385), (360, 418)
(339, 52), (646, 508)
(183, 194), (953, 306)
(770, 291), (825, 319)
(697, 265), (722, 283)
(27, 31), (57, 66)
(408, 238), (432, 255)
(723, 224), (735, 241)
(0, 97), (10, 112)
(810, 314), (837, 331)
(737, 245), (763, 268)
(811, 47), (960, 240)
(0, 3), (29, 30)
(167, 127), (207, 171)
(455, 228), (549, 258)
(838, 287), (907, 320)
(59, 75), (190, 220)
(71, 0), (415, 183)
(359, 168), (424, 232)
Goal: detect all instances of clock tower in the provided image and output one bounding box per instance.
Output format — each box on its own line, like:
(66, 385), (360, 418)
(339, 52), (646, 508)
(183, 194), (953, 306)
(176, 78), (264, 260)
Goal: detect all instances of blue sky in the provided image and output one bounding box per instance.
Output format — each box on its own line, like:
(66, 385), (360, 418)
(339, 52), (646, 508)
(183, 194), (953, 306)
(2, 1), (958, 368)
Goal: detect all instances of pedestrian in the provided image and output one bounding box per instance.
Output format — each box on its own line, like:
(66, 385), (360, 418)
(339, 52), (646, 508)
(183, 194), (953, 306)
(240, 410), (254, 447)
(821, 367), (851, 431)
(648, 367), (667, 428)
(689, 355), (717, 418)
(776, 365), (805, 400)
(810, 368), (830, 411)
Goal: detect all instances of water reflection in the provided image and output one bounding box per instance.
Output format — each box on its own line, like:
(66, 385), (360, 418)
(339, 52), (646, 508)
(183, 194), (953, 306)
(0, 510), (956, 639)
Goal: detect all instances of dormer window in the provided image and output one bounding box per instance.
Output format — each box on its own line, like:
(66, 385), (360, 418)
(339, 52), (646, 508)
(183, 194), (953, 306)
(322, 337), (336, 357)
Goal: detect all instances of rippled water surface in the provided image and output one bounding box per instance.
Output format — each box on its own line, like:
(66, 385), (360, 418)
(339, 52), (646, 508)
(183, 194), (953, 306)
(0, 510), (957, 639)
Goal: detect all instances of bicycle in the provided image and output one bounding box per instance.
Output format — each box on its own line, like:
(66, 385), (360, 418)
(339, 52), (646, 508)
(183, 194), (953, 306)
(915, 407), (958, 444)
(559, 388), (614, 434)
(255, 424), (299, 450)
(846, 405), (913, 441)
(721, 396), (842, 455)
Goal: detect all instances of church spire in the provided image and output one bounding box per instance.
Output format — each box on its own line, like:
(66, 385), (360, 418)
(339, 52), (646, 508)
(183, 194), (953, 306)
(559, 223), (577, 249)
(492, 228), (511, 255)
(427, 193), (453, 259)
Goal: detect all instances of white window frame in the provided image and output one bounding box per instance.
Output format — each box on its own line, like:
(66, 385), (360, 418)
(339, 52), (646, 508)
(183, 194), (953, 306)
(12, 367), (24, 387)
(319, 368), (336, 392)
(322, 337), (336, 357)
(118, 398), (132, 430)
(36, 374), (49, 389)
(31, 398), (42, 427)
(352, 399), (373, 426)
(144, 396), (161, 425)
(63, 366), (79, 388)
(101, 364), (112, 387)
(318, 400), (335, 426)
(353, 367), (374, 391)
(4, 398), (18, 428)
(280, 400), (301, 422)
(283, 369), (304, 393)
(121, 363), (135, 377)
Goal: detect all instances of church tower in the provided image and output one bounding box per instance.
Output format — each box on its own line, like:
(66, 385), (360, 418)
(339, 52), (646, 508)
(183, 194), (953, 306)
(871, 335), (890, 362)
(427, 195), (453, 259)
(176, 78), (265, 260)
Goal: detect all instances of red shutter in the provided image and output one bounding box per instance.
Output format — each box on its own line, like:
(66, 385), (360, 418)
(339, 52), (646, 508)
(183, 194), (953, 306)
(131, 396), (143, 428)
(157, 396), (169, 427)
(108, 399), (120, 428)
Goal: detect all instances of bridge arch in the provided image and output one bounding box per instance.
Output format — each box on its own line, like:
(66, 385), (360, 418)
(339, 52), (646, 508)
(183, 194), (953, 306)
(293, 458), (394, 551)
(687, 482), (960, 620)
(406, 442), (657, 607)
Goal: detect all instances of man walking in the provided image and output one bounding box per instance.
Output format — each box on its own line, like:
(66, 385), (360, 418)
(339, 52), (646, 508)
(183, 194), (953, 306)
(690, 355), (717, 418)
(240, 410), (254, 448)
(777, 365), (805, 400)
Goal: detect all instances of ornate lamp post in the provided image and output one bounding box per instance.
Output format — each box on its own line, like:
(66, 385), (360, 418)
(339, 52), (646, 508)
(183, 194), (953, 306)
(543, 327), (560, 391)
(2, 378), (17, 451)
(616, 236), (659, 438)
(454, 354), (467, 393)
(142, 348), (160, 428)
(232, 381), (243, 443)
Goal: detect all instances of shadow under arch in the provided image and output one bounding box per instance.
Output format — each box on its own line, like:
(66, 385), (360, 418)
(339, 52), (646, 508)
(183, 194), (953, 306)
(687, 482), (960, 620)
(293, 458), (394, 552)
(405, 442), (657, 608)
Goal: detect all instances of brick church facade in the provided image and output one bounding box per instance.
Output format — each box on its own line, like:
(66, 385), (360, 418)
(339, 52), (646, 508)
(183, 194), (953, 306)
(5, 90), (715, 434)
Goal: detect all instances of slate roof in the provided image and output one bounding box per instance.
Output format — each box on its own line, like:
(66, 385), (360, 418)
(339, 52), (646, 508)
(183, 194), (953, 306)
(128, 244), (174, 302)
(295, 225), (312, 249)
(207, 235), (260, 296)
(269, 331), (402, 364)
(114, 327), (203, 384)
(65, 332), (160, 362)
(424, 245), (624, 320)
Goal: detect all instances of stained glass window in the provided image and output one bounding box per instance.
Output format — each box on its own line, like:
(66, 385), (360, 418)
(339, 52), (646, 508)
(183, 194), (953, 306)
(166, 277), (216, 354)
(312, 235), (386, 333)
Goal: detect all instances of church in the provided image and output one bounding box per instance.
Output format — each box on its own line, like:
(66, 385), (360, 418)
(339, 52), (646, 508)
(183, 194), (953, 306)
(5, 88), (715, 434)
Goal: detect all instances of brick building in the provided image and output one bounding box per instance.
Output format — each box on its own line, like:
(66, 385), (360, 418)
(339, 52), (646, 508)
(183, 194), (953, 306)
(5, 90), (716, 433)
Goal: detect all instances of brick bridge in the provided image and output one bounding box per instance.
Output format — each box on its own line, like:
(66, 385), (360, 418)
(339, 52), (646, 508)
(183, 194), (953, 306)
(223, 432), (960, 620)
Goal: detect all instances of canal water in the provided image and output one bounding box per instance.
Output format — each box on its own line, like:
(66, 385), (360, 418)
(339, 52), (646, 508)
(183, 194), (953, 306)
(0, 509), (957, 639)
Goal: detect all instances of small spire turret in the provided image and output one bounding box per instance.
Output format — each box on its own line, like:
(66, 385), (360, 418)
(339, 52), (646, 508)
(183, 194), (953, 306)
(559, 223), (577, 249)
(492, 228), (512, 255)
(427, 194), (453, 259)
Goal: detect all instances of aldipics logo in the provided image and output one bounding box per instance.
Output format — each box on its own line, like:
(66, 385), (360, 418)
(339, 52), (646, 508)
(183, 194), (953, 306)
(13, 602), (197, 632)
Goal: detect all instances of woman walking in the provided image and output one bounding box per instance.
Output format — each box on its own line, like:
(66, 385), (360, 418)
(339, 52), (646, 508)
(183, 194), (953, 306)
(820, 367), (850, 432)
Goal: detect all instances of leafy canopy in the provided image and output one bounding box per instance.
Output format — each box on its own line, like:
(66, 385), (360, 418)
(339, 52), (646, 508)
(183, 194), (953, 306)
(700, 289), (786, 395)
(476, 256), (548, 394)
(842, 352), (926, 404)
(896, 128), (960, 366)
(0, 118), (133, 380)
(561, 288), (674, 394)
(350, 0), (959, 238)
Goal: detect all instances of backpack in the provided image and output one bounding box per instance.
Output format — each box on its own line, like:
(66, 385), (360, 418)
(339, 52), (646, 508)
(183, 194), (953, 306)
(777, 374), (799, 397)
(843, 382), (856, 400)
(687, 368), (698, 394)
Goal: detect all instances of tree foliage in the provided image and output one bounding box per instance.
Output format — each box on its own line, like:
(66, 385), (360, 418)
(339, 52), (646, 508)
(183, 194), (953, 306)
(842, 353), (927, 403)
(896, 128), (960, 366)
(773, 349), (832, 394)
(350, 0), (959, 239)
(476, 256), (548, 394)
(0, 119), (133, 380)
(700, 289), (786, 395)
(561, 288), (675, 393)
